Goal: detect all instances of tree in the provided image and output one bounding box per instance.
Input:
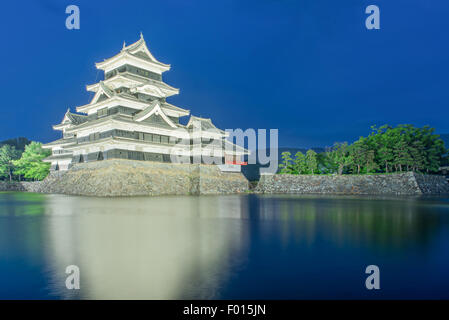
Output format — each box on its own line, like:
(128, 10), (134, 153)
(376, 126), (395, 173)
(293, 151), (307, 174)
(426, 144), (442, 173)
(409, 140), (426, 172)
(13, 142), (51, 181)
(392, 137), (412, 172)
(350, 139), (369, 174)
(0, 137), (31, 152)
(279, 151), (294, 174)
(365, 149), (378, 173)
(316, 152), (334, 174)
(0, 145), (20, 182)
(305, 149), (318, 174)
(277, 124), (446, 176)
(328, 142), (353, 175)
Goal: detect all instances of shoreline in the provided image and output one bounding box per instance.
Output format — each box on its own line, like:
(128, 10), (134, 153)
(1, 174), (449, 198)
(1, 160), (449, 197)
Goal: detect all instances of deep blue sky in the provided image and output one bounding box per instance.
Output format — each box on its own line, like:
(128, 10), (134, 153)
(1, 0), (448, 147)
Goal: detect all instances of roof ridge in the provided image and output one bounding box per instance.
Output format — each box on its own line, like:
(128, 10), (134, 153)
(192, 115), (212, 121)
(121, 72), (178, 91)
(99, 81), (116, 97)
(122, 34), (145, 52)
(67, 111), (87, 117)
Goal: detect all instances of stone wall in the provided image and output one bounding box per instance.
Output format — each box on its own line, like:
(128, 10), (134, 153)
(197, 165), (249, 195)
(0, 181), (25, 192)
(4, 166), (448, 197)
(256, 172), (449, 195)
(0, 159), (249, 197)
(413, 173), (449, 194)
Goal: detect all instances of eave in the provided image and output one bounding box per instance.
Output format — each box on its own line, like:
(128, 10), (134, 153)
(86, 73), (179, 98)
(42, 138), (76, 148)
(52, 123), (69, 131)
(76, 94), (188, 118)
(76, 95), (148, 113)
(96, 51), (170, 74)
(62, 115), (185, 138)
(43, 153), (74, 162)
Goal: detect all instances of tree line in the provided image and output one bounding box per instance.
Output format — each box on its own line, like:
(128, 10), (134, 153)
(279, 125), (448, 175)
(0, 141), (51, 181)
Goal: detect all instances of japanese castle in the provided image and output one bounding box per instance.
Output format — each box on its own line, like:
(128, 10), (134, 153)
(43, 34), (248, 171)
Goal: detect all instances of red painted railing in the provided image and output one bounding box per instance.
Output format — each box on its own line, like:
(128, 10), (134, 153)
(225, 161), (248, 165)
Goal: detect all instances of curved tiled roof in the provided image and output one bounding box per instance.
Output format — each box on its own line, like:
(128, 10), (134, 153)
(66, 111), (88, 125)
(187, 116), (222, 132)
(99, 81), (116, 97)
(121, 33), (169, 67)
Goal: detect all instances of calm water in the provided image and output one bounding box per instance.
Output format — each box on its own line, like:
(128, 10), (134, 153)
(1, 192), (449, 299)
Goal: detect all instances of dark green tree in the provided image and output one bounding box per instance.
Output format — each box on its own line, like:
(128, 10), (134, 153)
(365, 149), (378, 173)
(279, 151), (294, 174)
(305, 149), (318, 174)
(0, 145), (20, 182)
(410, 140), (426, 172)
(392, 137), (412, 172)
(350, 139), (369, 174)
(293, 151), (307, 174)
(328, 142), (353, 175)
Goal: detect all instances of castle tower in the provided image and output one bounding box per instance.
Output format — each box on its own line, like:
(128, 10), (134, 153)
(43, 34), (248, 171)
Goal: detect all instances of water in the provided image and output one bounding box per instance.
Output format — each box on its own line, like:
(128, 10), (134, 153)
(1, 192), (449, 299)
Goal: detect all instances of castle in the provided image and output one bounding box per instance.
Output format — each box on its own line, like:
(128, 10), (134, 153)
(43, 34), (248, 171)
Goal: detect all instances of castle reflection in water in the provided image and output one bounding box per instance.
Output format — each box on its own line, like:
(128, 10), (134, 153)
(1, 192), (448, 299)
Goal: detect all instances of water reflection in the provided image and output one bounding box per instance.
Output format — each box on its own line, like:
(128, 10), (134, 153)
(257, 195), (445, 252)
(1, 192), (449, 299)
(41, 195), (250, 299)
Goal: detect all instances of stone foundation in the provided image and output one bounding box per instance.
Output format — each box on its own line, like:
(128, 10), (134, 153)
(255, 172), (449, 195)
(3, 167), (448, 197)
(0, 160), (249, 197)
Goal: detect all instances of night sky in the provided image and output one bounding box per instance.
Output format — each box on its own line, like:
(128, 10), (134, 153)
(1, 0), (448, 147)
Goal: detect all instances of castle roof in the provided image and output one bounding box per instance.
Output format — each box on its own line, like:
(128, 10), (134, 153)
(186, 116), (224, 133)
(53, 109), (88, 130)
(96, 33), (170, 73)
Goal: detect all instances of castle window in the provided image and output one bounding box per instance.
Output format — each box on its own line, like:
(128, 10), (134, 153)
(152, 134), (161, 143)
(144, 133), (152, 141)
(98, 107), (108, 117)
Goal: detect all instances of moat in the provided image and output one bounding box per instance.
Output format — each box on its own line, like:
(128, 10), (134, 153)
(1, 192), (449, 299)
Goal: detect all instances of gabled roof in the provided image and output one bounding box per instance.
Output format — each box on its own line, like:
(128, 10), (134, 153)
(86, 73), (179, 98)
(122, 72), (179, 93)
(186, 116), (224, 133)
(162, 102), (190, 116)
(122, 33), (165, 65)
(99, 81), (116, 97)
(66, 111), (88, 125)
(76, 89), (188, 116)
(89, 81), (116, 104)
(54, 109), (88, 129)
(133, 100), (177, 128)
(96, 33), (170, 72)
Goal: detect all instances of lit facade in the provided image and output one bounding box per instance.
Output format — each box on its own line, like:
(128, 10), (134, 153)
(43, 34), (248, 171)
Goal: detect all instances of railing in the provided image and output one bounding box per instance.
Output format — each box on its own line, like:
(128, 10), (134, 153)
(225, 161), (247, 166)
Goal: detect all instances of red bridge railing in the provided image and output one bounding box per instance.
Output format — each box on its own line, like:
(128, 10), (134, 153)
(225, 161), (248, 165)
